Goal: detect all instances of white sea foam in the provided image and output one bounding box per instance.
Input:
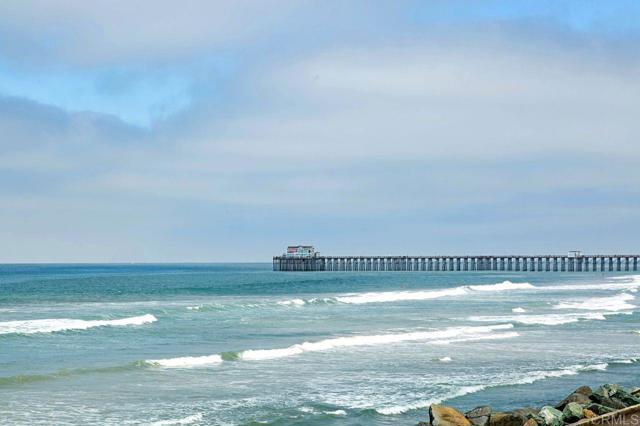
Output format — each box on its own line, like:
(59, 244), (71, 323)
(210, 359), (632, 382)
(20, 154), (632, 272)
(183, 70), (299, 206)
(148, 413), (203, 426)
(553, 293), (635, 311)
(334, 281), (533, 305)
(468, 312), (611, 326)
(438, 356), (453, 363)
(612, 359), (635, 364)
(431, 331), (520, 345)
(334, 287), (468, 304)
(325, 410), (347, 416)
(277, 298), (306, 306)
(375, 363), (608, 415)
(238, 324), (515, 361)
(468, 281), (536, 292)
(512, 307), (526, 313)
(0, 314), (157, 335)
(147, 355), (223, 368)
(376, 385), (487, 415)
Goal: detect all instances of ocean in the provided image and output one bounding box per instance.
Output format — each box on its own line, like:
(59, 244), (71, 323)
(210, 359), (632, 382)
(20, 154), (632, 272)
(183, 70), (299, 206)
(1, 264), (639, 426)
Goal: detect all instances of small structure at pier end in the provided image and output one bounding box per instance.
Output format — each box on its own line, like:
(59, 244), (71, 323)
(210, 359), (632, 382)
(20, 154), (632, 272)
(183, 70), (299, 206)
(273, 247), (640, 272)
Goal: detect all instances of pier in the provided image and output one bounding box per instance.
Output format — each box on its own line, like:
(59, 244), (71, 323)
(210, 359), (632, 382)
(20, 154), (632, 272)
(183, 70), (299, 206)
(273, 252), (640, 272)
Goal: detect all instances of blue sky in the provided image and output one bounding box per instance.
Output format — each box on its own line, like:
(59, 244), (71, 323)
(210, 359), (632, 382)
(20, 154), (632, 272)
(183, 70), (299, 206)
(1, 1), (639, 262)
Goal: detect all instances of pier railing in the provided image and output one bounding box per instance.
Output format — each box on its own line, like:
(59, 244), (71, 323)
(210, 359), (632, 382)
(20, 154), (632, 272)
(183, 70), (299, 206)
(273, 255), (640, 272)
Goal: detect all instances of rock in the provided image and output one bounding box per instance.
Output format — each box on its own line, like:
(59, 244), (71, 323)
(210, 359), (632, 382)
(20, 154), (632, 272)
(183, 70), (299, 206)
(511, 408), (542, 425)
(573, 386), (593, 396)
(555, 387), (593, 410)
(590, 392), (627, 410)
(512, 408), (539, 418)
(490, 412), (525, 426)
(611, 388), (640, 407)
(430, 405), (472, 426)
(593, 383), (620, 397)
(555, 392), (591, 411)
(523, 419), (538, 426)
(562, 402), (584, 423)
(538, 406), (564, 426)
(582, 409), (595, 419)
(416, 422), (430, 426)
(466, 405), (492, 426)
(586, 403), (615, 416)
(591, 384), (639, 407)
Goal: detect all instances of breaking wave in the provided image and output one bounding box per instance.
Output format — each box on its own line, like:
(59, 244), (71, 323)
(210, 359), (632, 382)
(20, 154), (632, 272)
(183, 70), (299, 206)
(0, 314), (157, 335)
(148, 413), (203, 426)
(467, 311), (630, 326)
(146, 355), (223, 368)
(553, 293), (635, 311)
(375, 363), (608, 415)
(238, 324), (515, 361)
(329, 281), (534, 305)
(145, 324), (516, 367)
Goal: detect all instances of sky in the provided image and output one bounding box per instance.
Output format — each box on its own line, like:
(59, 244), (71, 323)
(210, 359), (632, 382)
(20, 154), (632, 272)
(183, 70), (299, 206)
(1, 1), (639, 262)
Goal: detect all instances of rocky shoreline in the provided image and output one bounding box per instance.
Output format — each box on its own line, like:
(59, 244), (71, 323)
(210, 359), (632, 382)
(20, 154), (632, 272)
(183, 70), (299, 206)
(419, 384), (640, 426)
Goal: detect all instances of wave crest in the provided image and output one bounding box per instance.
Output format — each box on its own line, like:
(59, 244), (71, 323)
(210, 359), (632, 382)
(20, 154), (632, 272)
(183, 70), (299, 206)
(0, 314), (157, 335)
(333, 281), (534, 305)
(553, 293), (635, 311)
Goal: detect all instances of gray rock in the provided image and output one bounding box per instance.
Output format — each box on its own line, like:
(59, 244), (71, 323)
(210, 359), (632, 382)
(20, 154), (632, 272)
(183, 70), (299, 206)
(555, 386), (593, 410)
(612, 389), (640, 407)
(590, 391), (627, 410)
(562, 402), (584, 423)
(466, 405), (492, 426)
(538, 406), (563, 426)
(489, 412), (525, 426)
(573, 386), (593, 396)
(586, 403), (615, 416)
(512, 407), (542, 425)
(512, 408), (539, 418)
(555, 392), (591, 411)
(430, 404), (472, 426)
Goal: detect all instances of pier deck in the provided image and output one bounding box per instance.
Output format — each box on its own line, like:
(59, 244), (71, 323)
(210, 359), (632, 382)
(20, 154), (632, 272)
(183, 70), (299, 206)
(273, 255), (640, 272)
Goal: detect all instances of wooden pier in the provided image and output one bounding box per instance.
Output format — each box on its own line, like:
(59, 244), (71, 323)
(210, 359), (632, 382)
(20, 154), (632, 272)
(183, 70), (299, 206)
(273, 254), (640, 272)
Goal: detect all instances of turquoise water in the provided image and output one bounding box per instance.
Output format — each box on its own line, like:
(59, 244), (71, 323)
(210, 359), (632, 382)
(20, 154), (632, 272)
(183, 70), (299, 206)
(1, 264), (639, 426)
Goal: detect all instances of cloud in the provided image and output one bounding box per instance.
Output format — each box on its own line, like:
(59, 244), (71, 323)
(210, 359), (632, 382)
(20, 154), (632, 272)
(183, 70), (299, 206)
(0, 9), (639, 260)
(0, 0), (307, 67)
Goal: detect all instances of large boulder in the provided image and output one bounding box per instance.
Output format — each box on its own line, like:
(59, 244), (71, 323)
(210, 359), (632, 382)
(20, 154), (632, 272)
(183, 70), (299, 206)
(586, 403), (615, 416)
(512, 408), (542, 425)
(512, 408), (539, 418)
(522, 419), (538, 426)
(630, 388), (640, 398)
(430, 405), (472, 426)
(562, 402), (584, 423)
(555, 386), (593, 410)
(612, 388), (640, 407)
(573, 386), (594, 396)
(591, 384), (640, 407)
(489, 412), (525, 426)
(590, 388), (627, 410)
(466, 405), (492, 426)
(538, 406), (563, 426)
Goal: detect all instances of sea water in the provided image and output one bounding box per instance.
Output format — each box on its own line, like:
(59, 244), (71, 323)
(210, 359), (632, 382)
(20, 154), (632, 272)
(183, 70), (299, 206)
(1, 264), (639, 425)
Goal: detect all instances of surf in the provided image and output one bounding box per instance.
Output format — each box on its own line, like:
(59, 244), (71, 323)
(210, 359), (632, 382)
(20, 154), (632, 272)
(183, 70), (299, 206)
(0, 314), (157, 335)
